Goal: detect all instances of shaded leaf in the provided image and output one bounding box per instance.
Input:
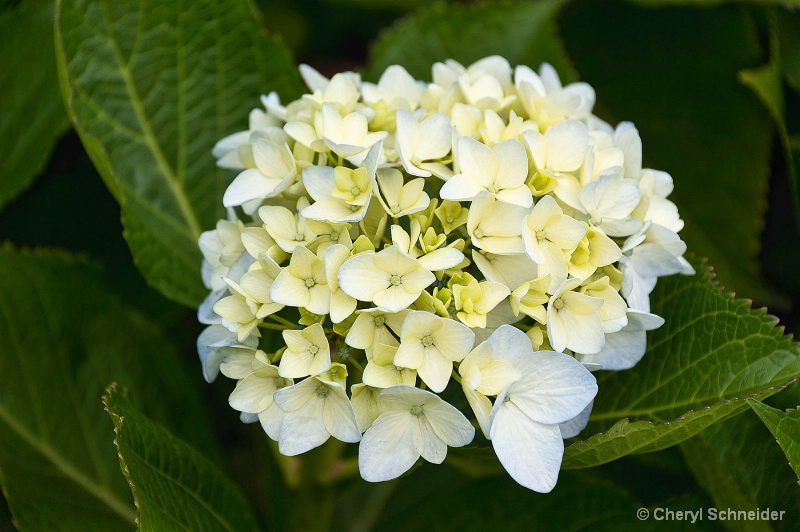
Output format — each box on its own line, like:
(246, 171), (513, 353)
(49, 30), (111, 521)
(0, 0), (70, 211)
(367, 466), (641, 531)
(749, 399), (800, 484)
(366, 0), (573, 82)
(560, 1), (780, 304)
(680, 409), (800, 531)
(0, 246), (217, 529)
(561, 257), (800, 467)
(55, 0), (303, 307)
(0, 248), (135, 530)
(777, 10), (800, 92)
(104, 384), (260, 531)
(738, 8), (800, 232)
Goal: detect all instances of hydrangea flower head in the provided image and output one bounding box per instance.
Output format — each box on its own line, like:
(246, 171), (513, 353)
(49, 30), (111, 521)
(197, 56), (691, 492)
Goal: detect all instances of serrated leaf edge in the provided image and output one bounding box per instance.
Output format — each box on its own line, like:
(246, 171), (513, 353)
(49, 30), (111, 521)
(102, 383), (141, 528)
(563, 379), (796, 469)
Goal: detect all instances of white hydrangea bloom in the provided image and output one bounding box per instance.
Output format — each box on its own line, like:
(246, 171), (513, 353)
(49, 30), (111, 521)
(489, 348), (597, 492)
(395, 109), (453, 178)
(522, 195), (586, 293)
(337, 246), (436, 313)
(359, 385), (475, 482)
(278, 323), (332, 378)
(440, 137), (532, 207)
(394, 311), (475, 393)
(274, 369), (361, 456)
(198, 56), (691, 493)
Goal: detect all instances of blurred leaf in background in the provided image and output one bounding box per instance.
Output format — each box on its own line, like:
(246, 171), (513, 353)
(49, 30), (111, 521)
(0, 248), (215, 529)
(0, 0), (70, 211)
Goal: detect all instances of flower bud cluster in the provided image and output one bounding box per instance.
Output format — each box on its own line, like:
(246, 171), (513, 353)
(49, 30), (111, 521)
(197, 56), (692, 491)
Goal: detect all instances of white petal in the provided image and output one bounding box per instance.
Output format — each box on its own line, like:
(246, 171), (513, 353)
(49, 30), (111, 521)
(323, 385), (362, 443)
(559, 400), (593, 439)
(545, 119), (589, 172)
(505, 353), (597, 424)
(359, 411), (419, 482)
(223, 169), (283, 207)
(417, 349), (453, 393)
(229, 374), (276, 413)
(489, 399), (564, 493)
(374, 285), (421, 313)
(463, 387), (493, 439)
(278, 405), (329, 456)
(302, 165), (336, 202)
(259, 403), (284, 441)
(416, 248), (465, 272)
(270, 269), (311, 308)
(338, 253), (387, 301)
(197, 325), (256, 382)
(422, 398), (475, 447)
(414, 416), (448, 464)
(415, 113), (452, 161)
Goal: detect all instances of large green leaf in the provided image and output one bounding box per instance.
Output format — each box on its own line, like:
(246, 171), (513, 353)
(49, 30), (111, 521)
(560, 1), (780, 305)
(560, 257), (800, 468)
(749, 399), (800, 484)
(55, 0), (303, 307)
(0, 248), (135, 529)
(0, 0), (70, 211)
(366, 0), (574, 83)
(0, 246), (217, 529)
(680, 409), (800, 531)
(104, 385), (260, 531)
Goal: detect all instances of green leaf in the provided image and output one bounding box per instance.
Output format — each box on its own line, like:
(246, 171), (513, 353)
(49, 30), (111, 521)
(55, 0), (303, 307)
(680, 409), (800, 530)
(366, 0), (574, 83)
(0, 246), (218, 529)
(738, 8), (800, 232)
(0, 0), (70, 211)
(777, 10), (800, 92)
(560, 257), (800, 468)
(560, 2), (780, 305)
(562, 394), (783, 470)
(104, 384), (260, 531)
(749, 399), (800, 484)
(366, 467), (642, 531)
(0, 247), (134, 529)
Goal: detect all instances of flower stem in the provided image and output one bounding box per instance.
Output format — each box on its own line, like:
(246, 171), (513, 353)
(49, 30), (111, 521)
(268, 313), (296, 328)
(348, 357), (364, 373)
(258, 322), (289, 331)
